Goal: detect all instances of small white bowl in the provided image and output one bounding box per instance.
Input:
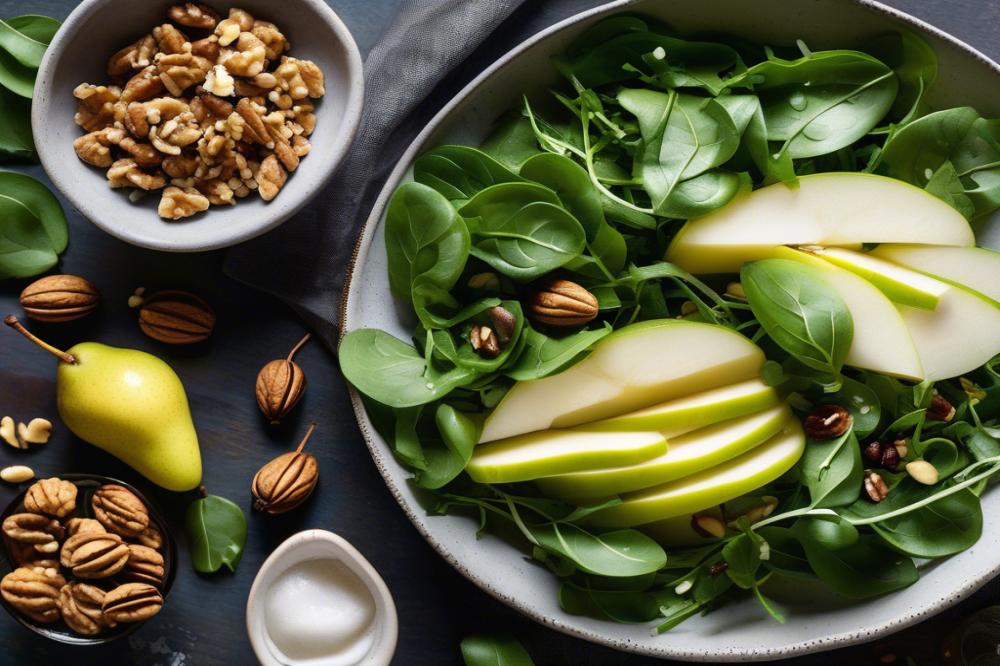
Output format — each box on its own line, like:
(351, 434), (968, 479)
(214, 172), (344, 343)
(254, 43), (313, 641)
(246, 530), (398, 666)
(32, 0), (363, 252)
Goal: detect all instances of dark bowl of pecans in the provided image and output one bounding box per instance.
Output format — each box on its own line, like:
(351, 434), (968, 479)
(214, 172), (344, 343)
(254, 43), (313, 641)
(0, 474), (176, 645)
(31, 0), (363, 252)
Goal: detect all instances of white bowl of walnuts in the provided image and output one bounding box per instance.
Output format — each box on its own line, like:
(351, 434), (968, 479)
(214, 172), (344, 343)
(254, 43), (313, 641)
(0, 474), (174, 644)
(32, 0), (364, 251)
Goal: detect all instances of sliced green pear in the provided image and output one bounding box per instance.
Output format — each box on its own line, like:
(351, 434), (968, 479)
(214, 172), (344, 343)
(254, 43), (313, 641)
(665, 173), (974, 273)
(466, 430), (667, 484)
(772, 247), (924, 380)
(584, 421), (805, 528)
(576, 378), (780, 436)
(869, 245), (1000, 306)
(897, 284), (1000, 380)
(537, 404), (790, 500)
(810, 246), (946, 310)
(480, 320), (765, 443)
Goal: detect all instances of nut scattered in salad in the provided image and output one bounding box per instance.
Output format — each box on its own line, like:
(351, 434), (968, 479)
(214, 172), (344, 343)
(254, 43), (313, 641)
(72, 3), (324, 219)
(0, 480), (166, 635)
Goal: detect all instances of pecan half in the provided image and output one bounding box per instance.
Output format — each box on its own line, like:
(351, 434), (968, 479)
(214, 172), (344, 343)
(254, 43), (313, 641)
(92, 484), (149, 537)
(864, 470), (889, 503)
(136, 289), (216, 344)
(927, 394), (956, 422)
(119, 544), (165, 588)
(103, 583), (163, 623)
(1, 566), (65, 623)
(803, 404), (853, 439)
(24, 478), (77, 518)
(528, 278), (599, 328)
(3, 514), (63, 553)
(20, 275), (101, 323)
(59, 583), (114, 635)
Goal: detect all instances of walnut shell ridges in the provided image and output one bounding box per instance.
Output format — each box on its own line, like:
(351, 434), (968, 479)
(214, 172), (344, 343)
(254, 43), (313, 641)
(256, 358), (306, 423)
(19, 275), (100, 323)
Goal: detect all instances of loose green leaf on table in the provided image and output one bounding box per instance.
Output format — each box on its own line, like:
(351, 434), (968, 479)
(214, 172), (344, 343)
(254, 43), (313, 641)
(0, 17), (51, 69)
(186, 494), (248, 574)
(0, 85), (34, 160)
(0, 171), (68, 279)
(460, 635), (534, 666)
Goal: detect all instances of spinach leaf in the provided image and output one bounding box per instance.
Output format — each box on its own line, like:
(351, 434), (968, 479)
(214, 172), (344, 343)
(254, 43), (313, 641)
(0, 85), (33, 160)
(742, 259), (854, 377)
(559, 580), (662, 622)
(567, 26), (741, 91)
(618, 88), (742, 218)
(413, 404), (480, 489)
(480, 114), (543, 171)
(185, 494), (247, 574)
(735, 50), (897, 159)
(430, 301), (525, 373)
(459, 182), (586, 280)
(793, 518), (917, 598)
(865, 31), (937, 123)
(526, 522), (666, 577)
(757, 527), (814, 579)
(460, 635), (534, 666)
(842, 478), (982, 558)
(945, 421), (1000, 462)
(722, 531), (764, 589)
(800, 430), (863, 508)
(384, 182), (470, 326)
(824, 375), (881, 438)
(414, 145), (523, 203)
(339, 328), (476, 408)
(505, 324), (611, 381)
(0, 171), (68, 279)
(877, 107), (1000, 219)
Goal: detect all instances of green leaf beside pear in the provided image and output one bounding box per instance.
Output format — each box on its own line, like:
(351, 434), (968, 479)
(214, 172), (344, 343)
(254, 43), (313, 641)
(186, 494), (248, 574)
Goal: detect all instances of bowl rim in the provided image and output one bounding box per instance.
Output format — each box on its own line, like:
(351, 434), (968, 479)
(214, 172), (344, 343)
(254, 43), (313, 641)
(244, 528), (398, 666)
(0, 473), (177, 645)
(30, 0), (365, 253)
(338, 0), (1000, 661)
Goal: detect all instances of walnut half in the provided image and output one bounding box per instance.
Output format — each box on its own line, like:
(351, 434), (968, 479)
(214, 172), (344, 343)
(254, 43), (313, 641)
(158, 186), (210, 219)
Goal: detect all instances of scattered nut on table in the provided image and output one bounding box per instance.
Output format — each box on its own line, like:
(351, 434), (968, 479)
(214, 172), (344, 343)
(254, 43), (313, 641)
(71, 3), (325, 219)
(17, 418), (53, 447)
(0, 416), (20, 449)
(0, 466), (34, 484)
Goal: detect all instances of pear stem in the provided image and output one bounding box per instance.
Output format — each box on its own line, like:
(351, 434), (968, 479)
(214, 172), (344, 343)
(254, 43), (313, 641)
(286, 333), (311, 361)
(295, 422), (317, 454)
(4, 315), (77, 364)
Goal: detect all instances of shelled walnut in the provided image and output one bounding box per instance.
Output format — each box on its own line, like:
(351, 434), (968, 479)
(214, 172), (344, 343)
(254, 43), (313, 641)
(72, 3), (324, 220)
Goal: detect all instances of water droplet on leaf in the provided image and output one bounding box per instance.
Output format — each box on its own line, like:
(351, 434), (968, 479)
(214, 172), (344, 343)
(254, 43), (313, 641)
(789, 92), (807, 111)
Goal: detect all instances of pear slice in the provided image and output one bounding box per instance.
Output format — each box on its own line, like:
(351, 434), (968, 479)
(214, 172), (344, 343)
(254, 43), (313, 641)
(772, 247), (924, 380)
(810, 246), (946, 310)
(576, 379), (780, 436)
(465, 430), (667, 484)
(665, 173), (974, 273)
(536, 404), (790, 500)
(897, 284), (1000, 380)
(869, 244), (1000, 306)
(479, 320), (765, 443)
(583, 421), (805, 528)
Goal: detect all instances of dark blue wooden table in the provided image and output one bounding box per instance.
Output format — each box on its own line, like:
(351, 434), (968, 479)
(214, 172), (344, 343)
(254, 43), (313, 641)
(0, 1), (997, 664)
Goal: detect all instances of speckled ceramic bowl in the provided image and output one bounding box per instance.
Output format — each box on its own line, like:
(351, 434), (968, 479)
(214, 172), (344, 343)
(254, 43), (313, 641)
(341, 0), (1000, 661)
(31, 0), (363, 252)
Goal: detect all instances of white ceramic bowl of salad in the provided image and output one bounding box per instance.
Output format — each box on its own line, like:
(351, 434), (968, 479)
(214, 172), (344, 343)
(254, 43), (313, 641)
(340, 0), (1000, 661)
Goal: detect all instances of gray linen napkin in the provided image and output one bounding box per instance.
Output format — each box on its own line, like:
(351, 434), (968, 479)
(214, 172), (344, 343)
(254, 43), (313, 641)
(223, 0), (603, 347)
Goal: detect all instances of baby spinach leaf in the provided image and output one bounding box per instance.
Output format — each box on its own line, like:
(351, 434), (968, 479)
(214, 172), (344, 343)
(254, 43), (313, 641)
(567, 28), (740, 91)
(520, 152), (626, 273)
(722, 531), (764, 589)
(459, 182), (586, 280)
(559, 580), (662, 622)
(825, 375), (881, 438)
(757, 527), (814, 579)
(865, 31), (937, 123)
(384, 182), (470, 326)
(877, 107), (1000, 219)
(618, 88), (742, 218)
(800, 430), (863, 508)
(793, 518), (917, 598)
(412, 404), (480, 489)
(527, 522), (667, 577)
(742, 259), (853, 376)
(414, 145), (523, 203)
(185, 494), (247, 574)
(339, 328), (477, 408)
(735, 50), (897, 159)
(461, 635), (534, 666)
(430, 301), (525, 373)
(0, 85), (34, 161)
(945, 422), (1000, 462)
(505, 324), (611, 381)
(843, 478), (982, 558)
(0, 171), (68, 279)
(480, 114), (542, 171)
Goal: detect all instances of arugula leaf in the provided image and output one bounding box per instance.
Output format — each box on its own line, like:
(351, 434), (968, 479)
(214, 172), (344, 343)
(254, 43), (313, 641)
(460, 635), (534, 666)
(742, 259), (853, 377)
(185, 495), (247, 573)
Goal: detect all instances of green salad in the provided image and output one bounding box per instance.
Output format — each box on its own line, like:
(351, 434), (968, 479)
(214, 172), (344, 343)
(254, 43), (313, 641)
(340, 15), (1000, 631)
